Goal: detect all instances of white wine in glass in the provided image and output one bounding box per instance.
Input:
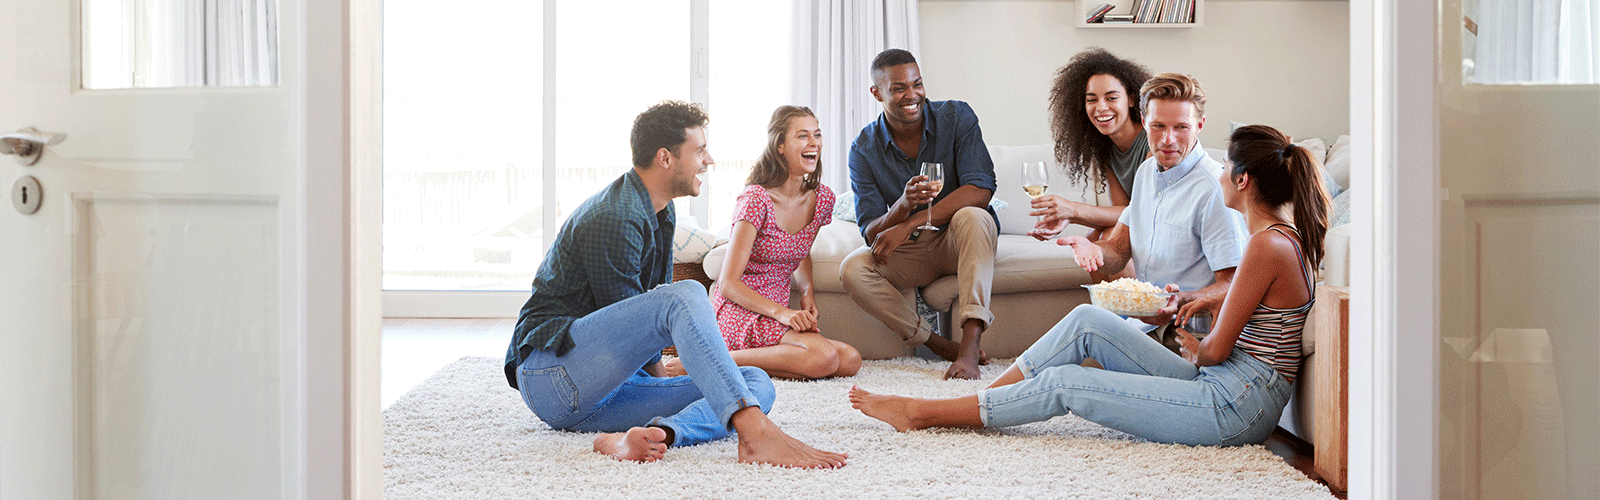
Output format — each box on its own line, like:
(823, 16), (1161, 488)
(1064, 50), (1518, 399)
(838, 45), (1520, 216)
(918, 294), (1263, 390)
(918, 162), (944, 231)
(1022, 161), (1050, 223)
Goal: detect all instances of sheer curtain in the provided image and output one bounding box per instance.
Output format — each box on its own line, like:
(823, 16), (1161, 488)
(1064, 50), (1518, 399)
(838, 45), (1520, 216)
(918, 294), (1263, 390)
(127, 0), (278, 87)
(1474, 0), (1599, 84)
(790, 0), (920, 192)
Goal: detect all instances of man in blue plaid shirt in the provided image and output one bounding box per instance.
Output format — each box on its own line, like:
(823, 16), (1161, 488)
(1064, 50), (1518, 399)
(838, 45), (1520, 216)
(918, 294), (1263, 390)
(505, 101), (846, 468)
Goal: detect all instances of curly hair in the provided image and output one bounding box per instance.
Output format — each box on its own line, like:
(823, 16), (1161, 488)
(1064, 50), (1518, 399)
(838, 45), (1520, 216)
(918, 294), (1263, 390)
(1047, 48), (1152, 194)
(747, 105), (823, 191)
(631, 100), (710, 168)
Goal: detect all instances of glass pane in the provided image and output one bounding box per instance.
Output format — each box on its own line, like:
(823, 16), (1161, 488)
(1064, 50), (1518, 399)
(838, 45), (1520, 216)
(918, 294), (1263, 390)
(554, 1), (691, 230)
(1460, 0), (1600, 85)
(382, 0), (542, 291)
(698, 0), (797, 234)
(82, 0), (280, 88)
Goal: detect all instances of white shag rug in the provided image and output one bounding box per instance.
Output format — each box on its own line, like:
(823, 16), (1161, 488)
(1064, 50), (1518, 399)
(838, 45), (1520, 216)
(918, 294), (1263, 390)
(384, 356), (1335, 499)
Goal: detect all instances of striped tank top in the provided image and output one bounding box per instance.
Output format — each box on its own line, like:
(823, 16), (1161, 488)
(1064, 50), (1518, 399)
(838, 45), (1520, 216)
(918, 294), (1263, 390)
(1236, 224), (1315, 384)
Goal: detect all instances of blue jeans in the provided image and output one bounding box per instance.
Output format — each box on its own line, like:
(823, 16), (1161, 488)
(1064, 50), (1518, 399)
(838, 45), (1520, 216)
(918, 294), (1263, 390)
(978, 304), (1292, 446)
(516, 280), (775, 447)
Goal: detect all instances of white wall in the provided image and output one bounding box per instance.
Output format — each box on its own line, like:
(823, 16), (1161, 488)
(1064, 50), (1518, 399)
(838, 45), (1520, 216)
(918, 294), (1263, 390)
(917, 0), (1350, 149)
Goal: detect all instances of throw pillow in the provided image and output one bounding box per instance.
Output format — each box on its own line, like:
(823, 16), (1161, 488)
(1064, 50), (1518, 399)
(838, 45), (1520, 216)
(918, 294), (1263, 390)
(833, 191), (857, 222)
(1329, 189), (1352, 227)
(1323, 134), (1352, 193)
(673, 223), (722, 264)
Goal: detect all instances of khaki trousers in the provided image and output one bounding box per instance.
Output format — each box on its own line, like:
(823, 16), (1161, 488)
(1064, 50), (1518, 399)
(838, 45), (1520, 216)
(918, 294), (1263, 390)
(841, 206), (997, 347)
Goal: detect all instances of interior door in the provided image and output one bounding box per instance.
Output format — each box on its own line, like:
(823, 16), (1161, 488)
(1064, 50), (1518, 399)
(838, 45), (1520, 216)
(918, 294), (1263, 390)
(0, 0), (347, 497)
(1437, 1), (1600, 498)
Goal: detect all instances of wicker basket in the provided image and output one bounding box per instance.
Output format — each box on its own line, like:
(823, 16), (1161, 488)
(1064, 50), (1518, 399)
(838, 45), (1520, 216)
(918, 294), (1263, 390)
(672, 262), (714, 288)
(663, 262), (715, 357)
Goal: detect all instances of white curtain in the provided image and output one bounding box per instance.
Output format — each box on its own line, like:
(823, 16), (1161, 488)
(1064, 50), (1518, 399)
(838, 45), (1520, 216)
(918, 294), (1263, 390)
(1475, 0), (1599, 84)
(790, 0), (920, 192)
(135, 0), (278, 87)
(1557, 0), (1599, 83)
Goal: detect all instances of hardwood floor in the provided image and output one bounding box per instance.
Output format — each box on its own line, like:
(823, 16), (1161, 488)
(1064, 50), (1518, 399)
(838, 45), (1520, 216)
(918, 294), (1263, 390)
(384, 317), (1343, 498)
(1264, 427), (1346, 498)
(381, 317), (512, 408)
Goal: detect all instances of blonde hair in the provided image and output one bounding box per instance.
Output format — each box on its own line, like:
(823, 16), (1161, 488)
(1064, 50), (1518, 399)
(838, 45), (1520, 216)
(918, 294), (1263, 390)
(1139, 73), (1206, 119)
(747, 105), (822, 191)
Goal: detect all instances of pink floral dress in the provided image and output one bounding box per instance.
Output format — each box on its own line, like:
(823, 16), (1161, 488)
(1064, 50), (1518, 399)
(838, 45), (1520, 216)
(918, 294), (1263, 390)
(712, 183), (835, 350)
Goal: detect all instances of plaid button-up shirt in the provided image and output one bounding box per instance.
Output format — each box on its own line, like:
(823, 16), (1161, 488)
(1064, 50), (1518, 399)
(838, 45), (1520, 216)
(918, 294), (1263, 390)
(505, 170), (674, 389)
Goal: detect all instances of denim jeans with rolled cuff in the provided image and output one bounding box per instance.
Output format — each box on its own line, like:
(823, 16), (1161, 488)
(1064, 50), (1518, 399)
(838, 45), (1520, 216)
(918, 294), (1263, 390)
(978, 304), (1291, 446)
(517, 280), (774, 447)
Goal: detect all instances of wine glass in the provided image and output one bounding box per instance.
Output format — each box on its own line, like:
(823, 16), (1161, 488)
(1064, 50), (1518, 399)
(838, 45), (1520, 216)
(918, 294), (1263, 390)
(1021, 161), (1050, 224)
(918, 162), (944, 232)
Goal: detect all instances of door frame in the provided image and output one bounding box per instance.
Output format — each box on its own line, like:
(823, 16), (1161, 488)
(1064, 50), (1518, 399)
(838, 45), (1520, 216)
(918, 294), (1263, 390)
(1350, 0), (1439, 497)
(340, 0), (384, 496)
(343, 0), (1446, 497)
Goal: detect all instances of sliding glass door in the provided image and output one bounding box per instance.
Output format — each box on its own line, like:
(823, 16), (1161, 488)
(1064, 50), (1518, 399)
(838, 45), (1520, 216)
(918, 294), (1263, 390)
(383, 0), (797, 302)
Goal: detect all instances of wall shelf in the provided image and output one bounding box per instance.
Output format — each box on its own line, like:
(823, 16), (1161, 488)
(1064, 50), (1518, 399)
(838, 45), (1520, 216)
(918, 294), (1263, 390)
(1077, 0), (1204, 29)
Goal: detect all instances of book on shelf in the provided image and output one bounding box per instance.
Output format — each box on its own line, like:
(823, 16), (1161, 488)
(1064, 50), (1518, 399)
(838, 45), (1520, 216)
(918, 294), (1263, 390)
(1102, 14), (1135, 23)
(1085, 3), (1116, 23)
(1131, 0), (1196, 24)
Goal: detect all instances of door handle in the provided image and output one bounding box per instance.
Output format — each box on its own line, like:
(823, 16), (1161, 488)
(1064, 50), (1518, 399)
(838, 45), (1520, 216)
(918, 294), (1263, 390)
(1, 127), (67, 166)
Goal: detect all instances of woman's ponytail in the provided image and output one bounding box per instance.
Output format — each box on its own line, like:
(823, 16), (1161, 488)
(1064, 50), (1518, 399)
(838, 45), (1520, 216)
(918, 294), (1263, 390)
(1282, 144), (1329, 266)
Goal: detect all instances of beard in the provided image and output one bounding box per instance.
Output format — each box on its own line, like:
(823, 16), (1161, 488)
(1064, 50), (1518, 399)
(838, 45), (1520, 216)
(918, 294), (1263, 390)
(671, 170), (700, 198)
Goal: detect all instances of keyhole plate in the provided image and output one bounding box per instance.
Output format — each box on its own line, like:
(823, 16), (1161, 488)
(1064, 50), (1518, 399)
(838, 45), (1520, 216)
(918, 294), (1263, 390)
(12, 175), (42, 214)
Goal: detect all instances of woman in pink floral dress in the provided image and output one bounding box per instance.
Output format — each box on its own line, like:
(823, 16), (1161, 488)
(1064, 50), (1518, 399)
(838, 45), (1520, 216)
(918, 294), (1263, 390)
(667, 106), (861, 380)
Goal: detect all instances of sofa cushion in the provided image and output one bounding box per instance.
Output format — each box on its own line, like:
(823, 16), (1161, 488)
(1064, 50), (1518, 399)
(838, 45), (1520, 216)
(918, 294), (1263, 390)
(991, 235), (1091, 293)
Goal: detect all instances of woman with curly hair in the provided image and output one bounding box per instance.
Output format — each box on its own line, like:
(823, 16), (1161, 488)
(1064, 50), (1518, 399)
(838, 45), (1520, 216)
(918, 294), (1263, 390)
(1029, 48), (1152, 243)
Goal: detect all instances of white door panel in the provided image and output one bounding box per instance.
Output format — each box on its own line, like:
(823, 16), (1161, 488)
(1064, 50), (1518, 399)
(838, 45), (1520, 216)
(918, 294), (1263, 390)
(1437, 1), (1600, 497)
(0, 0), (342, 497)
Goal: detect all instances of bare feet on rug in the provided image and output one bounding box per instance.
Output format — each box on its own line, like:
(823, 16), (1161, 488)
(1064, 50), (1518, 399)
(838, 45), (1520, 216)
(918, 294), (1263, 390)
(593, 426), (669, 463)
(732, 407), (847, 469)
(848, 385), (919, 432)
(659, 357), (687, 377)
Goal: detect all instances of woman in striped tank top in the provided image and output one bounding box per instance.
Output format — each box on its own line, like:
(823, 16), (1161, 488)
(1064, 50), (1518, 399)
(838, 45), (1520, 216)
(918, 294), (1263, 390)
(849, 124), (1330, 447)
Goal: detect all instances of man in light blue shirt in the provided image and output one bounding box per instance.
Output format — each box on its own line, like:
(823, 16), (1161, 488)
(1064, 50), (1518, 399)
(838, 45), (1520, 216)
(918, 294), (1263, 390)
(1058, 73), (1246, 342)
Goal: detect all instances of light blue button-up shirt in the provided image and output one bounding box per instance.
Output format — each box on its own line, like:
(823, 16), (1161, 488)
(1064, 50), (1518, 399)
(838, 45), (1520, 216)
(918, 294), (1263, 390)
(1118, 143), (1247, 296)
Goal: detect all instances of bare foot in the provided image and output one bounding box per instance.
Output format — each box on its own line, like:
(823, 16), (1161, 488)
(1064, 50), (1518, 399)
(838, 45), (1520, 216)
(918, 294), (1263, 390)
(660, 357), (687, 377)
(592, 426), (669, 463)
(848, 385), (919, 432)
(733, 411), (847, 469)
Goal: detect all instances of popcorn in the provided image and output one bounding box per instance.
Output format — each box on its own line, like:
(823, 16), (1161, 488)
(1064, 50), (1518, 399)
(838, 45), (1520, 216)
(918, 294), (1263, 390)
(1087, 278), (1169, 316)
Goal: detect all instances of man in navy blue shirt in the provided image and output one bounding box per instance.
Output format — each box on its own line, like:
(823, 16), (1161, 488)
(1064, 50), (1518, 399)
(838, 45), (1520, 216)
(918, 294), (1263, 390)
(844, 49), (999, 380)
(507, 101), (845, 468)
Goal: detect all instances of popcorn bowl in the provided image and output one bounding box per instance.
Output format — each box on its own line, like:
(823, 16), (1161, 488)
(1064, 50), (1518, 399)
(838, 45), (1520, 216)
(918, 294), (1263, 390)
(1082, 283), (1174, 317)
